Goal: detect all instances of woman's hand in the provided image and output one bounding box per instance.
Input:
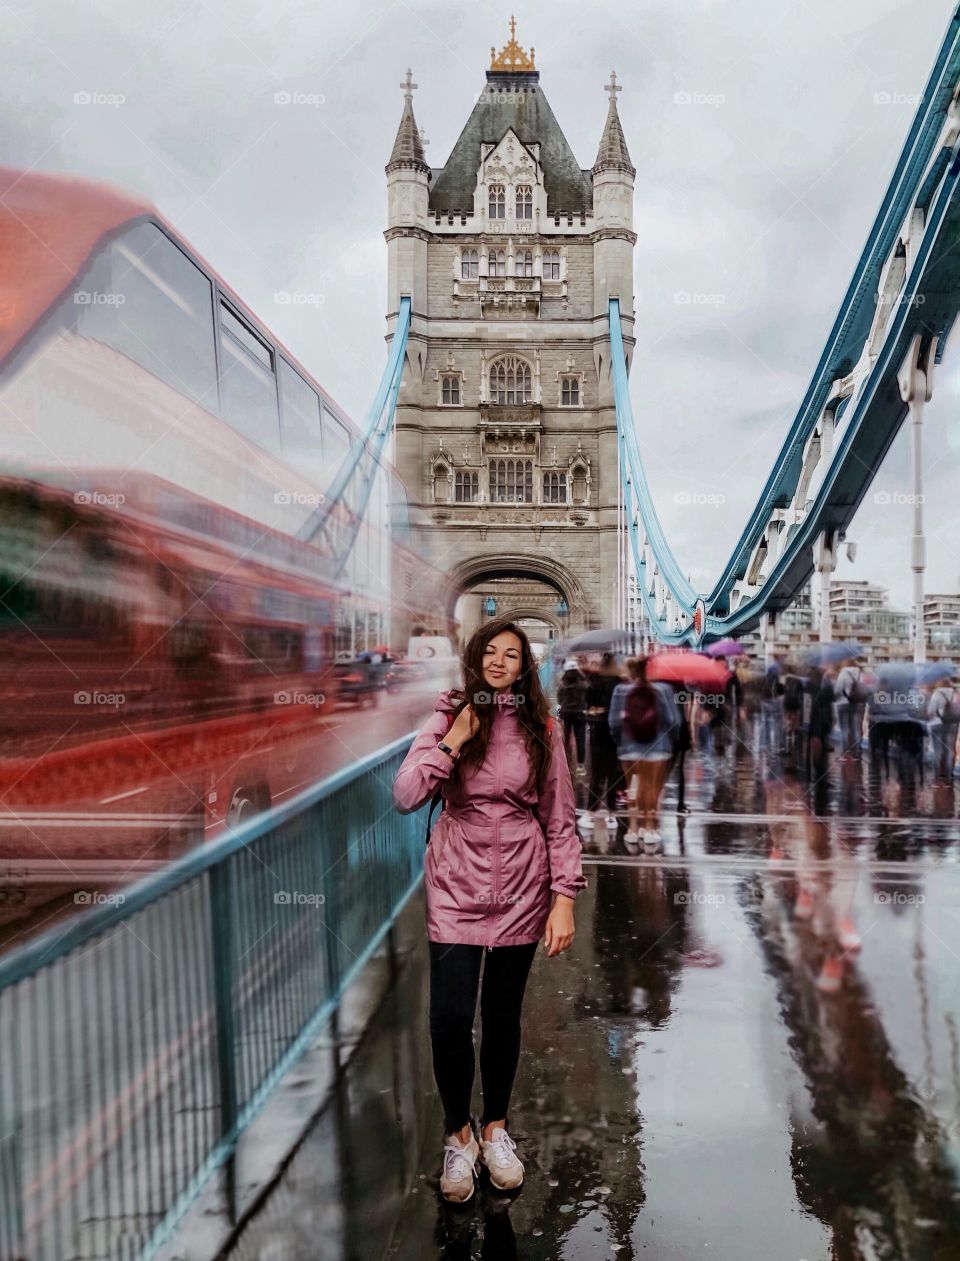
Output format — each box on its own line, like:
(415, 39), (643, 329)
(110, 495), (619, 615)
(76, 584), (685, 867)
(445, 703), (479, 753)
(543, 894), (575, 957)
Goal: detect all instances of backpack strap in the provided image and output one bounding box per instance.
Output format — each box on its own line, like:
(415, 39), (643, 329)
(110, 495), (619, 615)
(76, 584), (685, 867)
(425, 706), (555, 846)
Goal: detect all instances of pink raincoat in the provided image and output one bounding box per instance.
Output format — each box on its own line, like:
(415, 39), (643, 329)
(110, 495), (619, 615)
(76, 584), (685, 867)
(392, 689), (588, 947)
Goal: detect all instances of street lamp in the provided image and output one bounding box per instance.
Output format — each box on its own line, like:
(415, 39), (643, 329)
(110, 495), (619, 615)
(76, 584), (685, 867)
(484, 596), (497, 618)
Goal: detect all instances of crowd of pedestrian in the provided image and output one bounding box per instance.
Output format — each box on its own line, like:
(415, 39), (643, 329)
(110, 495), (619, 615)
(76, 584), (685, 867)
(554, 645), (960, 836)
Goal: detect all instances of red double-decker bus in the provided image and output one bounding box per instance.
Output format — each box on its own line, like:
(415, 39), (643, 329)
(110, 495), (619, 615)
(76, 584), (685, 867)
(0, 166), (427, 917)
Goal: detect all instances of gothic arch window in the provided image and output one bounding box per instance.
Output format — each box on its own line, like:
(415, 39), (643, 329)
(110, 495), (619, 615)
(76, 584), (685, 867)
(461, 248), (479, 279)
(488, 184), (505, 219)
(489, 355), (532, 404)
(543, 470), (567, 503)
(516, 185), (532, 219)
(517, 249), (533, 278)
(440, 374), (461, 406)
(489, 458), (533, 503)
(560, 375), (580, 406)
(488, 249), (506, 278)
(543, 248), (561, 280)
(454, 470), (479, 502)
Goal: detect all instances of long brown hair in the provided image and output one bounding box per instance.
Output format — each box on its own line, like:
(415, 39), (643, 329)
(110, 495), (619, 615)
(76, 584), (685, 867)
(444, 615), (553, 807)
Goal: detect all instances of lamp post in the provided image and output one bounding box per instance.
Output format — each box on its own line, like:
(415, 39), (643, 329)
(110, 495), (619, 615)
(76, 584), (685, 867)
(555, 596), (569, 638)
(483, 596), (497, 619)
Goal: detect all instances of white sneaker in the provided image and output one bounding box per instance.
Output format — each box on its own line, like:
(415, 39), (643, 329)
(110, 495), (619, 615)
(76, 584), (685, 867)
(478, 1126), (524, 1190)
(623, 830), (640, 849)
(643, 831), (662, 854)
(440, 1129), (480, 1203)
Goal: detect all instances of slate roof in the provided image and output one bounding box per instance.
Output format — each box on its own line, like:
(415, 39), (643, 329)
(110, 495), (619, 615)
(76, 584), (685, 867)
(428, 71), (593, 215)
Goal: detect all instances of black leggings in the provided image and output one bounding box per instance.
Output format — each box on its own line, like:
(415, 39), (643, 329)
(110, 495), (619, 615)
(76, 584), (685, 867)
(428, 940), (538, 1136)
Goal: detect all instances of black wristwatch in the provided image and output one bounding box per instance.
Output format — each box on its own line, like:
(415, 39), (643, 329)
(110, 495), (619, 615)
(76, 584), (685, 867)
(437, 741), (460, 761)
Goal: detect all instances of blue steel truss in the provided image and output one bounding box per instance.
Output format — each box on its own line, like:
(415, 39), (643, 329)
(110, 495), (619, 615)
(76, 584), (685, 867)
(612, 5), (960, 644)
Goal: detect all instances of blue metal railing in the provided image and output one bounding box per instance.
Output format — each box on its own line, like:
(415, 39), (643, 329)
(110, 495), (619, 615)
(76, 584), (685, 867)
(0, 734), (420, 1261)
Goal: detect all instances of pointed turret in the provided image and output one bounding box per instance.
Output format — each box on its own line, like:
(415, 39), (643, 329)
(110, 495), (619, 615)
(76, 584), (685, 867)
(386, 69), (430, 174)
(593, 69), (635, 176)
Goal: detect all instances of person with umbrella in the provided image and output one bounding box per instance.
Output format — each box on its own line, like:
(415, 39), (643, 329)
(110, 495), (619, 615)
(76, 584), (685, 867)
(610, 657), (681, 852)
(584, 652), (625, 832)
(835, 648), (871, 759)
(925, 664), (959, 785)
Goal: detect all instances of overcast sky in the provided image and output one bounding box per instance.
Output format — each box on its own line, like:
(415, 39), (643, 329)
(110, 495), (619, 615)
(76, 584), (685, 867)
(6, 0), (959, 610)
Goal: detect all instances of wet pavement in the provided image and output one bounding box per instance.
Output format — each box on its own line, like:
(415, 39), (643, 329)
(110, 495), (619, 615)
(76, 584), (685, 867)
(228, 739), (960, 1261)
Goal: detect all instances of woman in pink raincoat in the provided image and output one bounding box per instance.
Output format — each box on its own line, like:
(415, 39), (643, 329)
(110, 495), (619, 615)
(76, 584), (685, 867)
(392, 615), (587, 1204)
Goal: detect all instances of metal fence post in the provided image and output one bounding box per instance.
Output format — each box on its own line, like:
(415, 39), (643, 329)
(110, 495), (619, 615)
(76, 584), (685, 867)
(209, 860), (239, 1223)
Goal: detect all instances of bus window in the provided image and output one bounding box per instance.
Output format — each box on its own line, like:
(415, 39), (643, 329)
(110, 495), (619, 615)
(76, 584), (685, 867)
(322, 406), (350, 488)
(73, 222), (218, 405)
(278, 358), (323, 463)
(218, 300), (281, 450)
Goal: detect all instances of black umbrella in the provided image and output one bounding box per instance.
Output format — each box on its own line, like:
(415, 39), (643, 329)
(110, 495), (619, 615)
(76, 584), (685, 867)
(562, 627), (631, 653)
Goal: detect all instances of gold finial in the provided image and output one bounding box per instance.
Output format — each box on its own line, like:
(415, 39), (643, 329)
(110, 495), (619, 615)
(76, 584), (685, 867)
(490, 14), (536, 72)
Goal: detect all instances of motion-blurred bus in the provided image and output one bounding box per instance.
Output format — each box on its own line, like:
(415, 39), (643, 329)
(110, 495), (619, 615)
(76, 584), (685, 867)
(0, 166), (426, 898)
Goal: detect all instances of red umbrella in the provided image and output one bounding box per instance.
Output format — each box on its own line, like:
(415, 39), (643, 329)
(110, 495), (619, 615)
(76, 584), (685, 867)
(647, 652), (731, 689)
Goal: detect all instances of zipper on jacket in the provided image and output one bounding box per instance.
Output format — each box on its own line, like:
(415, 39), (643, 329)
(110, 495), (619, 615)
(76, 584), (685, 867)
(489, 714), (502, 951)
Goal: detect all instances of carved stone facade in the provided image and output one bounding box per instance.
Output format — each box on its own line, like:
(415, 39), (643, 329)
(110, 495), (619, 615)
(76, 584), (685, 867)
(385, 30), (636, 641)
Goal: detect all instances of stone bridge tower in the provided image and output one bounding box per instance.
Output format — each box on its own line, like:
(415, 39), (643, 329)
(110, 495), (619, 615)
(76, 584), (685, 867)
(385, 21), (636, 648)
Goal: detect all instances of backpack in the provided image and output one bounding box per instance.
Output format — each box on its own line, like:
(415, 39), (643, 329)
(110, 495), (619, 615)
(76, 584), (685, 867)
(424, 711), (555, 845)
(762, 669), (783, 700)
(557, 671), (586, 714)
(623, 682), (660, 743)
(783, 675), (804, 713)
(941, 687), (960, 724)
(845, 667), (872, 705)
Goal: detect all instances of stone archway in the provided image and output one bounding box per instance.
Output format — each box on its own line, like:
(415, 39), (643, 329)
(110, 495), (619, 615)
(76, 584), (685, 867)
(443, 552), (588, 626)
